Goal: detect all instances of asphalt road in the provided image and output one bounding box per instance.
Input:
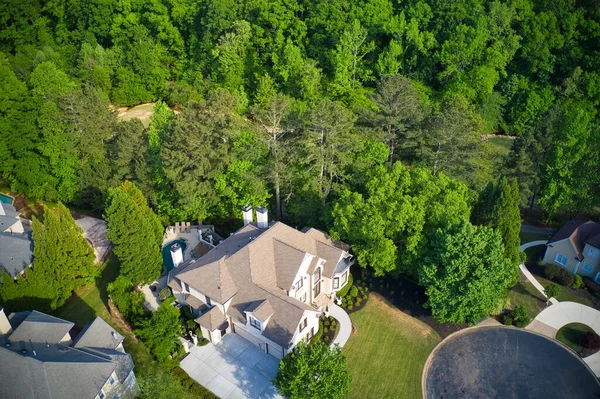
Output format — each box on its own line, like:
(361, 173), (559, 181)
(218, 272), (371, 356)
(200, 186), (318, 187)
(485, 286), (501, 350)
(424, 326), (600, 399)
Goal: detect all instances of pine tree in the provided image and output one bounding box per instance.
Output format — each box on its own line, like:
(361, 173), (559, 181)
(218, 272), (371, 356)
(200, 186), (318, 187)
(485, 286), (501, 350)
(31, 203), (97, 306)
(105, 181), (164, 285)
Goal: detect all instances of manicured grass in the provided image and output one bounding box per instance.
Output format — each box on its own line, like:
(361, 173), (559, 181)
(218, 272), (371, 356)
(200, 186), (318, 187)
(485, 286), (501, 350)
(534, 275), (595, 307)
(508, 278), (546, 319)
(556, 323), (594, 353)
(343, 294), (440, 399)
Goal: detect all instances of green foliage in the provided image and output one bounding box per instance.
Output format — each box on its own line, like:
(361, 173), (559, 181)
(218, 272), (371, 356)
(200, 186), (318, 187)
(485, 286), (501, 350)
(543, 265), (575, 287)
(105, 181), (163, 285)
(274, 342), (352, 399)
(336, 273), (354, 297)
(136, 300), (182, 363)
(107, 276), (146, 322)
(512, 305), (530, 328)
(0, 204), (97, 312)
(544, 282), (562, 299)
(572, 274), (584, 290)
(420, 221), (514, 324)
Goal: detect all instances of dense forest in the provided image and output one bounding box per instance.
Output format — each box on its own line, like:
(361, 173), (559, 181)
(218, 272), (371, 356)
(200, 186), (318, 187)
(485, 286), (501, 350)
(2, 0), (599, 225)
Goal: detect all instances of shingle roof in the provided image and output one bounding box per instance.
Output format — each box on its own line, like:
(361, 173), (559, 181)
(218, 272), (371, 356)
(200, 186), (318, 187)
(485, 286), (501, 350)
(0, 231), (33, 277)
(247, 299), (274, 321)
(195, 306), (227, 331)
(548, 220), (600, 260)
(9, 311), (74, 344)
(73, 317), (123, 350)
(172, 221), (350, 347)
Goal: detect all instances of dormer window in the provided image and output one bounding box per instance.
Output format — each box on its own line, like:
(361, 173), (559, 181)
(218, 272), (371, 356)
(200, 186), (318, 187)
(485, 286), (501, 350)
(249, 315), (261, 330)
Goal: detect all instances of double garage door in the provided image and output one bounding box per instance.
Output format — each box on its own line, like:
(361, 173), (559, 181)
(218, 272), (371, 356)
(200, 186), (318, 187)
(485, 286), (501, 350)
(233, 322), (284, 359)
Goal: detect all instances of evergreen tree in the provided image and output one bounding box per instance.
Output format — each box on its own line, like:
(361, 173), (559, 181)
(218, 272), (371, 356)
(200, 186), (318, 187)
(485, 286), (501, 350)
(135, 299), (181, 362)
(105, 181), (164, 285)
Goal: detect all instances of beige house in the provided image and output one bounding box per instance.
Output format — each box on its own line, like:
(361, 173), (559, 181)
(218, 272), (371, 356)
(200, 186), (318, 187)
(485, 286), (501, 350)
(168, 206), (353, 359)
(0, 308), (137, 399)
(543, 220), (600, 283)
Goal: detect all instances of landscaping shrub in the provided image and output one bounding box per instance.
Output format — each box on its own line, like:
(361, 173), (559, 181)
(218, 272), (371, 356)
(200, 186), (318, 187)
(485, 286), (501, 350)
(584, 331), (600, 350)
(501, 314), (513, 326)
(159, 287), (171, 301)
(108, 276), (146, 322)
(349, 286), (359, 298)
(544, 282), (562, 300)
(490, 297), (511, 316)
(543, 265), (574, 287)
(572, 274), (584, 290)
(512, 305), (530, 328)
(336, 273), (354, 297)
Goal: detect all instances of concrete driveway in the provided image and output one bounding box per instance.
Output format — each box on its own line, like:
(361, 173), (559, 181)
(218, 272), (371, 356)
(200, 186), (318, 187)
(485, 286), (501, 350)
(180, 334), (283, 398)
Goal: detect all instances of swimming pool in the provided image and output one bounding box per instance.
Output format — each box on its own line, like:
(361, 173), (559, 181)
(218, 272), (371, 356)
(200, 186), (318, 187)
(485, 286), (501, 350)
(162, 239), (187, 273)
(0, 194), (13, 205)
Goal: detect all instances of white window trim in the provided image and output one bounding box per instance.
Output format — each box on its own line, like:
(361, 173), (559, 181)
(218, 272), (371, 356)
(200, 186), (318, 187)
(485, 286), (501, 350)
(333, 277), (339, 290)
(249, 315), (261, 331)
(555, 252), (568, 266)
(300, 292), (307, 303)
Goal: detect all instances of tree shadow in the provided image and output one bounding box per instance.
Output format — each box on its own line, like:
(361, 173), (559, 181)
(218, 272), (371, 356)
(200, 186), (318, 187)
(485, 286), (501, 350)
(97, 254), (121, 314)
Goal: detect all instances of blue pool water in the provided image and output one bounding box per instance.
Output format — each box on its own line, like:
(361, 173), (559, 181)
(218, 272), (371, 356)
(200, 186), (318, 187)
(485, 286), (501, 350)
(0, 194), (13, 205)
(162, 240), (187, 273)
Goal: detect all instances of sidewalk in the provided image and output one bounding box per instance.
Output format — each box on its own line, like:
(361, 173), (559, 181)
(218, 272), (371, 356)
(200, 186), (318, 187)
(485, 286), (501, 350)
(518, 240), (557, 303)
(329, 304), (352, 348)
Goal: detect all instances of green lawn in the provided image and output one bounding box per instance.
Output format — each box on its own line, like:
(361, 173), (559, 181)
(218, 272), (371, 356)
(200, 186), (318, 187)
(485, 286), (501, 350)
(343, 294), (440, 399)
(508, 278), (546, 319)
(556, 323), (594, 353)
(534, 275), (595, 307)
(520, 231), (552, 245)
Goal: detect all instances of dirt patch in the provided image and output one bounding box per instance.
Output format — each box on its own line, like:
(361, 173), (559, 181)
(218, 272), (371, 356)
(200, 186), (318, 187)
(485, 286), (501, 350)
(116, 102), (156, 128)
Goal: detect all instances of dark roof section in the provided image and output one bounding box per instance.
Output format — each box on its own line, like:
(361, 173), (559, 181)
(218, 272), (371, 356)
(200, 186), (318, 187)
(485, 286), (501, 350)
(9, 311), (74, 344)
(73, 317), (123, 350)
(547, 220), (600, 259)
(0, 232), (33, 277)
(81, 347), (134, 383)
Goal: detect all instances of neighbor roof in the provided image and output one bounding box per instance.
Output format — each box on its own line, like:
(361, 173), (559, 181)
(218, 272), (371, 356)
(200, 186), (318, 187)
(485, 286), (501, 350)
(73, 317), (123, 350)
(0, 232), (33, 277)
(547, 220), (600, 260)
(172, 222), (350, 347)
(8, 311), (74, 344)
(0, 311), (136, 399)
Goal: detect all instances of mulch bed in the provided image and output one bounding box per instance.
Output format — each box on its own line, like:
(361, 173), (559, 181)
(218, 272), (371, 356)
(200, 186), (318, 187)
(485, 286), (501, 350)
(356, 270), (468, 339)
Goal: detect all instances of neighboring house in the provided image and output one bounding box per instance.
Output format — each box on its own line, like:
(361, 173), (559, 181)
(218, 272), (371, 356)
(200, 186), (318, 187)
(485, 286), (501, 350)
(168, 206), (353, 359)
(0, 307), (137, 399)
(0, 201), (33, 277)
(75, 216), (112, 264)
(544, 220), (600, 283)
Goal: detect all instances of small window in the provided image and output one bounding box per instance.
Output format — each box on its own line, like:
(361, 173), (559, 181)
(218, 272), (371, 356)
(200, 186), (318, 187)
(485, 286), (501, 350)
(588, 247), (599, 259)
(555, 253), (568, 266)
(299, 318), (307, 333)
(295, 278), (303, 290)
(108, 375), (115, 385)
(333, 277), (339, 290)
(205, 296), (212, 306)
(99, 390), (105, 399)
(300, 293), (307, 303)
(342, 271), (348, 285)
(249, 316), (261, 330)
(126, 372), (136, 388)
(582, 262), (594, 273)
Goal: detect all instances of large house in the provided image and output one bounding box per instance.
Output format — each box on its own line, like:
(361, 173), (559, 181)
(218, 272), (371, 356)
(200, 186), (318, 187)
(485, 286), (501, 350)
(0, 200), (33, 277)
(168, 206), (353, 359)
(0, 307), (137, 399)
(544, 220), (600, 283)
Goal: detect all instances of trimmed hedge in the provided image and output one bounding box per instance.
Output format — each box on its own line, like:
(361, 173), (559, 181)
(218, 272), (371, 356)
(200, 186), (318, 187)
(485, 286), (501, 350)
(543, 264), (574, 287)
(336, 273), (354, 297)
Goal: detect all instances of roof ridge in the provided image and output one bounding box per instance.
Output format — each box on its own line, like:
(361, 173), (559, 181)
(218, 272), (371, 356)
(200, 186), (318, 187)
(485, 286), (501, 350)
(28, 311), (74, 326)
(272, 237), (309, 256)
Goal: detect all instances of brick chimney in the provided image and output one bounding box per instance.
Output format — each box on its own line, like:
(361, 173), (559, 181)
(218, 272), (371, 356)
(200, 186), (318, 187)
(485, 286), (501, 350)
(256, 206), (268, 229)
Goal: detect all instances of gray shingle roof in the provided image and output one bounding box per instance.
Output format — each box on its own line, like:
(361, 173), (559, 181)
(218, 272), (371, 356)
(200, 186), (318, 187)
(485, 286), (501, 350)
(0, 311), (136, 399)
(0, 232), (33, 277)
(73, 317), (123, 350)
(9, 311), (74, 344)
(195, 306), (227, 331)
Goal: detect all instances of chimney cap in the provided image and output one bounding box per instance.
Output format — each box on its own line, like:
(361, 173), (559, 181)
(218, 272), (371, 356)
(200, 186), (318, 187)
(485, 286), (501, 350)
(256, 206), (268, 214)
(242, 205), (252, 212)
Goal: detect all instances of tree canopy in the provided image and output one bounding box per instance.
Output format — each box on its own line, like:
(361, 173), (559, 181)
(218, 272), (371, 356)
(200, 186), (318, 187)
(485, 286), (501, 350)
(273, 342), (352, 399)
